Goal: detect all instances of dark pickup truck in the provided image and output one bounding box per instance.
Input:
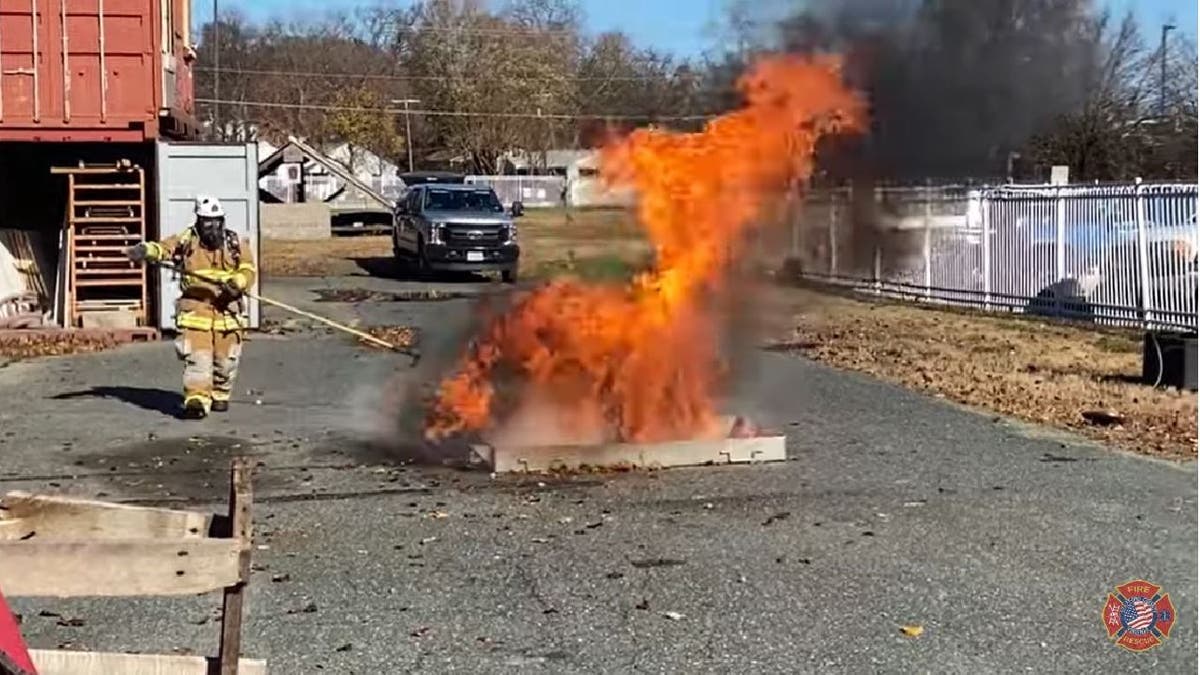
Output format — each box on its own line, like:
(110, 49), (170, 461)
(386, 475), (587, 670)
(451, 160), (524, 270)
(392, 183), (523, 282)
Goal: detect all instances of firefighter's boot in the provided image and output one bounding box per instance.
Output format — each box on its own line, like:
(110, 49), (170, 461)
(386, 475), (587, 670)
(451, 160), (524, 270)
(182, 397), (208, 419)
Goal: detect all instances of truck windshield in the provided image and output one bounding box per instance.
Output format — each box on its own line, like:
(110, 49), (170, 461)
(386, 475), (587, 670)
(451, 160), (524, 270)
(425, 189), (503, 212)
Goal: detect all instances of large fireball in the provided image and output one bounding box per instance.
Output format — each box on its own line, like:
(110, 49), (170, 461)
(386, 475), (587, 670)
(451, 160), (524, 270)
(425, 55), (866, 444)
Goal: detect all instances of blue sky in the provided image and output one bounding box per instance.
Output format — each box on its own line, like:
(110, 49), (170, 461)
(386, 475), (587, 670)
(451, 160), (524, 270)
(216, 0), (1196, 57)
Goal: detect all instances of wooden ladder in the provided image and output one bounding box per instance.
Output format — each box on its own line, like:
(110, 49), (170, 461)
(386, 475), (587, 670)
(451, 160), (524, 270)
(51, 161), (148, 328)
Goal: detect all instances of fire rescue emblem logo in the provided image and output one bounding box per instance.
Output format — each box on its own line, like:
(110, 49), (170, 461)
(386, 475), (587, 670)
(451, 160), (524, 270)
(1102, 579), (1176, 652)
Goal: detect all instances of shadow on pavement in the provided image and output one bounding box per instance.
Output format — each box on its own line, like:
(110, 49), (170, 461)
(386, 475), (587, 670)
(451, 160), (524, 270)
(52, 386), (181, 418)
(353, 256), (405, 279)
(352, 256), (492, 284)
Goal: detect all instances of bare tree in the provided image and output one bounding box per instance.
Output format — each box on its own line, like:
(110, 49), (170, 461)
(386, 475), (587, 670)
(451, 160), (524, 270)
(193, 0), (724, 170)
(1026, 14), (1197, 181)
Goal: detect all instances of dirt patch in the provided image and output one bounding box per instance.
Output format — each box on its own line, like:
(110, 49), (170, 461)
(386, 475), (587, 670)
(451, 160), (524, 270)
(261, 236), (393, 277)
(0, 332), (134, 359)
(359, 325), (421, 351)
(763, 284), (1197, 459)
(313, 288), (472, 303)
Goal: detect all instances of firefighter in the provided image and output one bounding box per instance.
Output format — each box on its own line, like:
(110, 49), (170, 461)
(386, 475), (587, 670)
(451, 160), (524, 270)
(124, 195), (257, 419)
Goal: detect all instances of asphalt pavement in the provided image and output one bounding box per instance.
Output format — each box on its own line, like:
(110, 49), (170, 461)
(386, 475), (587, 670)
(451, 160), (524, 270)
(1, 275), (1195, 673)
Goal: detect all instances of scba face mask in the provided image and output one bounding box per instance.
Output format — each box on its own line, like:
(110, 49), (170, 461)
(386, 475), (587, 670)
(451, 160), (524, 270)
(196, 216), (226, 249)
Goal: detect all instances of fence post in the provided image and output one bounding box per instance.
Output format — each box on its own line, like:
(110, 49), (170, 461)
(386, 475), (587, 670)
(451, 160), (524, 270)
(981, 191), (992, 310)
(873, 245), (882, 296)
(828, 193), (838, 277)
(1135, 184), (1152, 327)
(1055, 187), (1067, 281)
(923, 184), (933, 301)
(1054, 187), (1067, 317)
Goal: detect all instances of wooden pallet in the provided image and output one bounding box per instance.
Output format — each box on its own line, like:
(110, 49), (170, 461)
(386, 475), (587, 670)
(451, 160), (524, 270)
(0, 459), (264, 674)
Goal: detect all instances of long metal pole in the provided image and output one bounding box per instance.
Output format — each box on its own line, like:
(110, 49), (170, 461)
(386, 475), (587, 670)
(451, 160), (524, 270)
(212, 0), (220, 138)
(404, 99), (414, 172)
(156, 263), (419, 362)
(1160, 24), (1175, 117)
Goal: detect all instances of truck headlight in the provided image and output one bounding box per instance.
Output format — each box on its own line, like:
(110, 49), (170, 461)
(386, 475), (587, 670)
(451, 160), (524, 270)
(507, 224), (518, 243)
(430, 222), (446, 245)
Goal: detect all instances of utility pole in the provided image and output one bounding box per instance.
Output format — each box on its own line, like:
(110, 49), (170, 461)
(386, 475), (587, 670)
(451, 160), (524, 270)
(392, 99), (420, 172)
(212, 0), (220, 139)
(1160, 23), (1175, 117)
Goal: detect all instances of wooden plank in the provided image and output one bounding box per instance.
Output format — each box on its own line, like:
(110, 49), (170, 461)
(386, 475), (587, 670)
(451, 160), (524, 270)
(30, 650), (266, 675)
(73, 217), (141, 224)
(0, 539), (240, 597)
(74, 270), (142, 277)
(69, 234), (140, 241)
(0, 492), (210, 541)
(50, 167), (139, 175)
(217, 459), (254, 675)
(73, 201), (141, 207)
(66, 175), (79, 328)
(74, 279), (146, 287)
(70, 184), (143, 190)
(473, 434), (787, 474)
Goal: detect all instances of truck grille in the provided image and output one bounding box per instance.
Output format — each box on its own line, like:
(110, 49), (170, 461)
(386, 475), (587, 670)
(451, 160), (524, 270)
(444, 224), (505, 247)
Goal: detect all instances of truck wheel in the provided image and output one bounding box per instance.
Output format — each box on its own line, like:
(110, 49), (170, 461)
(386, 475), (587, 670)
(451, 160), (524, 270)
(502, 267), (517, 284)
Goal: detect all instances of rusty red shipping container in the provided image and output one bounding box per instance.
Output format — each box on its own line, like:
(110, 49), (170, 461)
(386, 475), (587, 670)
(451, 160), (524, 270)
(0, 0), (199, 142)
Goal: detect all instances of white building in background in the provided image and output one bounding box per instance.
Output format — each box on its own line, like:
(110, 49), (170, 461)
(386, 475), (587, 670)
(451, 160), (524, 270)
(256, 139), (405, 204)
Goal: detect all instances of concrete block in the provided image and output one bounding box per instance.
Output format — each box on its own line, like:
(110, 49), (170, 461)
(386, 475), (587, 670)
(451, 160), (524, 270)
(471, 434), (786, 473)
(260, 203), (331, 240)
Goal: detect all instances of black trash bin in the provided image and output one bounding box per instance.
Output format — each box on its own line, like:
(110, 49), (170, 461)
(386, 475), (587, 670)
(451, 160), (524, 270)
(1142, 330), (1198, 391)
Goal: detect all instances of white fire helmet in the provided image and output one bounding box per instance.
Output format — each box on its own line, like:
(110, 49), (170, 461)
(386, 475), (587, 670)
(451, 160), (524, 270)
(194, 195), (225, 218)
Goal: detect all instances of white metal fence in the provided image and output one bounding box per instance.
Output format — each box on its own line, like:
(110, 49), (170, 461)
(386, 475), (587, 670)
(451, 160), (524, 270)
(465, 175), (636, 208)
(262, 172), (634, 210)
(465, 175), (566, 208)
(792, 183), (1198, 331)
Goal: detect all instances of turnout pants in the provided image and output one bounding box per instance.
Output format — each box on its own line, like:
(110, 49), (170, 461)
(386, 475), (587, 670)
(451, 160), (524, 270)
(175, 327), (244, 412)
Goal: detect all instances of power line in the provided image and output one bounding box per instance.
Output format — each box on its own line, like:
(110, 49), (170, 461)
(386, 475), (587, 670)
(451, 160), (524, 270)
(194, 97), (716, 122)
(192, 66), (708, 84)
(392, 24), (582, 37)
(200, 22), (585, 39)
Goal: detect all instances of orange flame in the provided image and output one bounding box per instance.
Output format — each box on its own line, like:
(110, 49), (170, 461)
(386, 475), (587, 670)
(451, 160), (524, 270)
(425, 55), (866, 444)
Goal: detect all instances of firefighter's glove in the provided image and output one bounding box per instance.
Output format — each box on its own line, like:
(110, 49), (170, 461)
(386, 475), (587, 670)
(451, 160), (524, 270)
(123, 243), (150, 263)
(218, 278), (245, 301)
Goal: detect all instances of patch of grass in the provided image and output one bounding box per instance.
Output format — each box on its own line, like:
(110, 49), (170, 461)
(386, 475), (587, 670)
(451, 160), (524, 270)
(261, 207), (650, 281)
(1093, 334), (1141, 354)
(519, 206), (641, 239)
(532, 252), (647, 282)
(261, 236), (392, 277)
(764, 284), (1197, 459)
